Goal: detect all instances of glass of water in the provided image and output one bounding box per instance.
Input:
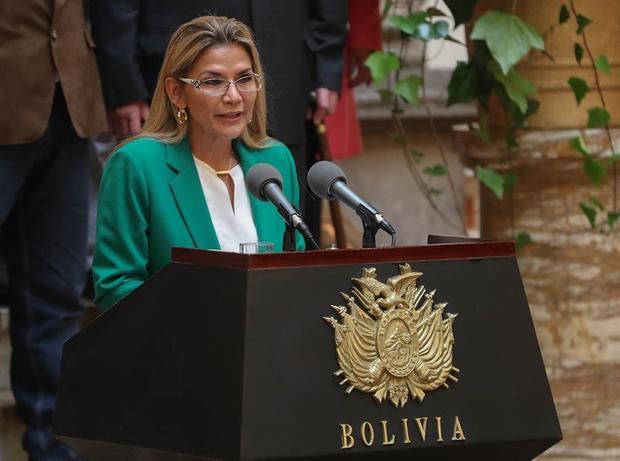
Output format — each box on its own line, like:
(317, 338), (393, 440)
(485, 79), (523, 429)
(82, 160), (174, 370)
(239, 242), (274, 254)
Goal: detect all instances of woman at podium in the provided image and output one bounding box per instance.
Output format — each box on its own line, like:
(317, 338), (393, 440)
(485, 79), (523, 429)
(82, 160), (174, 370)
(93, 16), (304, 310)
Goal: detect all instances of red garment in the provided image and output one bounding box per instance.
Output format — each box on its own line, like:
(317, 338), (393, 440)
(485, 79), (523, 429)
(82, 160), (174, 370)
(324, 0), (382, 159)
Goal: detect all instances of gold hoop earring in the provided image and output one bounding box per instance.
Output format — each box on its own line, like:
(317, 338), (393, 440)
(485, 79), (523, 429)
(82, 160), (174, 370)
(176, 107), (188, 125)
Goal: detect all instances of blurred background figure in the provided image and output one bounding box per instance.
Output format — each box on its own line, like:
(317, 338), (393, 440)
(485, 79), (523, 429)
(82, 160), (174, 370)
(324, 0), (382, 160)
(305, 0), (382, 244)
(0, 0), (107, 460)
(89, 1), (347, 234)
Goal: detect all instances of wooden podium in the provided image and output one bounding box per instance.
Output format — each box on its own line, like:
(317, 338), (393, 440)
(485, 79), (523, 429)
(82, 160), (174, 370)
(54, 241), (562, 460)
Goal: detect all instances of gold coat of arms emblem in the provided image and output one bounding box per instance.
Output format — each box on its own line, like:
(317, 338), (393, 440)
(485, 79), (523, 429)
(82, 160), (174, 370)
(323, 264), (459, 407)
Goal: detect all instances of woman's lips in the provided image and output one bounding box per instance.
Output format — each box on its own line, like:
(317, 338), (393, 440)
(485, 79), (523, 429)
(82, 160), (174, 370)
(217, 112), (242, 121)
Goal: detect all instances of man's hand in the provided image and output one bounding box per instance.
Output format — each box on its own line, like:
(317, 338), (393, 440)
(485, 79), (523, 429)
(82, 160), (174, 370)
(107, 100), (150, 139)
(313, 87), (338, 125)
(347, 48), (374, 87)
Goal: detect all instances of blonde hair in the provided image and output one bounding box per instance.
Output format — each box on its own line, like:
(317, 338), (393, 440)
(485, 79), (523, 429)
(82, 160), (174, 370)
(139, 16), (269, 148)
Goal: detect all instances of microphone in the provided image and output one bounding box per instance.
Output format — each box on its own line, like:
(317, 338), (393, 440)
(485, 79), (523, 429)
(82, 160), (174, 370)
(246, 163), (318, 250)
(307, 161), (395, 247)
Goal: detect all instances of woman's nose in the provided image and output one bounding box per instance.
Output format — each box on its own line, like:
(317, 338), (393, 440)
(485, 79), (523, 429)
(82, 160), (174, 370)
(222, 81), (242, 102)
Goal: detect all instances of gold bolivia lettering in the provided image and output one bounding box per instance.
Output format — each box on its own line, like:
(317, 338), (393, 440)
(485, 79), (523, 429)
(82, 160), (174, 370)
(381, 420), (395, 445)
(435, 417), (444, 442)
(452, 416), (466, 441)
(415, 417), (427, 442)
(340, 424), (354, 449)
(401, 418), (411, 444)
(360, 422), (374, 446)
(339, 416), (466, 449)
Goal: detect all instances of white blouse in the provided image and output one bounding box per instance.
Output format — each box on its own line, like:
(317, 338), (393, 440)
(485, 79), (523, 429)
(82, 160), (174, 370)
(193, 157), (258, 252)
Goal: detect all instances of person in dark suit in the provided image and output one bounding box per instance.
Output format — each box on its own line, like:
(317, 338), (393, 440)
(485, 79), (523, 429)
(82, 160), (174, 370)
(0, 0), (107, 459)
(89, 0), (347, 231)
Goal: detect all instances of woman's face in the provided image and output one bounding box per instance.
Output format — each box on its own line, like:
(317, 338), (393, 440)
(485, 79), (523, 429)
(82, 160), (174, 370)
(173, 43), (257, 143)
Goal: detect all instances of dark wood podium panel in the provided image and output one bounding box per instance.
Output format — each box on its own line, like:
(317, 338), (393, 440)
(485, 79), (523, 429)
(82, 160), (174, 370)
(55, 242), (561, 461)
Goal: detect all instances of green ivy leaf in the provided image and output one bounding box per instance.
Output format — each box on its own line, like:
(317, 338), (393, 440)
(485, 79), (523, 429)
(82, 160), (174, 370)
(366, 51), (400, 85)
(587, 107), (611, 128)
(444, 0), (476, 26)
(447, 61), (480, 106)
(595, 55), (611, 75)
(567, 77), (590, 105)
(572, 137), (605, 185)
(503, 172), (517, 193)
(476, 166), (505, 199)
(576, 14), (592, 34)
(490, 61), (537, 113)
(569, 136), (590, 156)
(574, 43), (584, 64)
(471, 11), (545, 75)
(559, 5), (570, 24)
(409, 149), (425, 163)
(515, 231), (532, 250)
(607, 212), (620, 227)
(430, 188), (444, 195)
(390, 12), (429, 36)
(423, 165), (449, 176)
(583, 156), (606, 185)
(394, 75), (423, 105)
(579, 202), (597, 228)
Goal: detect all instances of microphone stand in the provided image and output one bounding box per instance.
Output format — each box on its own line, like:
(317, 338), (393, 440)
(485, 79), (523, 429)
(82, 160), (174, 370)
(282, 223), (320, 251)
(356, 206), (380, 249)
(283, 223), (296, 252)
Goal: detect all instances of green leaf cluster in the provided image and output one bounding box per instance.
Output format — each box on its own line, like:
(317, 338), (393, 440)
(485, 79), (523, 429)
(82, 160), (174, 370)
(489, 61), (537, 114)
(569, 137), (605, 185)
(447, 12), (543, 123)
(587, 107), (610, 128)
(389, 13), (450, 42)
(574, 43), (584, 64)
(365, 51), (400, 85)
(515, 231), (532, 250)
(471, 11), (544, 75)
(595, 55), (611, 74)
(423, 165), (448, 176)
(568, 77), (589, 105)
(579, 198), (619, 230)
(576, 14), (592, 34)
(394, 76), (423, 105)
(476, 167), (504, 199)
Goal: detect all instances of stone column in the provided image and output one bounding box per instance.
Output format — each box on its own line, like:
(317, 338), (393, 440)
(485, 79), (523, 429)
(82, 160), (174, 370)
(454, 127), (620, 460)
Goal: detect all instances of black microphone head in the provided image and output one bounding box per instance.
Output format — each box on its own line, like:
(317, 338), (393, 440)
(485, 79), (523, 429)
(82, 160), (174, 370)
(245, 163), (283, 201)
(307, 160), (347, 200)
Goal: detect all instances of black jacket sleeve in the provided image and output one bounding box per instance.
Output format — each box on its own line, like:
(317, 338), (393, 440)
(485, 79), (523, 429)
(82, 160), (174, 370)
(305, 0), (348, 92)
(89, 0), (149, 109)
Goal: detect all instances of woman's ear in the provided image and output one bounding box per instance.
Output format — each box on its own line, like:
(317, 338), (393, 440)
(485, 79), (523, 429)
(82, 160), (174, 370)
(165, 77), (186, 108)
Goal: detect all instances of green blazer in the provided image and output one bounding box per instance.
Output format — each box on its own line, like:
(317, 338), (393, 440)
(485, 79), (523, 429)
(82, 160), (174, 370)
(93, 136), (304, 309)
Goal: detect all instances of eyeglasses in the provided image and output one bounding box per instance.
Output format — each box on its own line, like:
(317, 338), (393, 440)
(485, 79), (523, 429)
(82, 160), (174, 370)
(178, 72), (262, 96)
